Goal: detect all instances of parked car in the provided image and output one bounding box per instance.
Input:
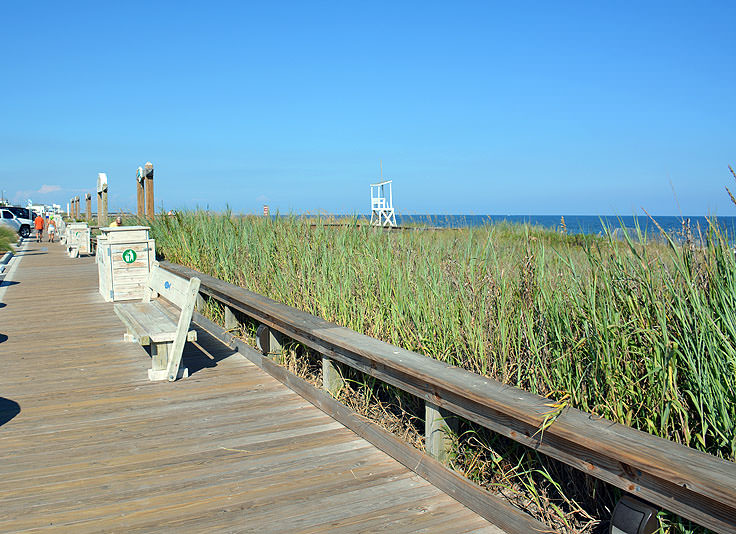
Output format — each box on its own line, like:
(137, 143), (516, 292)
(0, 209), (21, 235)
(4, 207), (35, 238)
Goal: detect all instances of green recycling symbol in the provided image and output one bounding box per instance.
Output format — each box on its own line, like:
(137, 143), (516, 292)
(122, 249), (137, 264)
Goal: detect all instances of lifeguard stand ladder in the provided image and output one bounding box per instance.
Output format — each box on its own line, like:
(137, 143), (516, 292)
(370, 180), (396, 227)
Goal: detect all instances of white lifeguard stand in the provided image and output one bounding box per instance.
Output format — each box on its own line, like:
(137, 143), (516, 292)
(370, 179), (396, 227)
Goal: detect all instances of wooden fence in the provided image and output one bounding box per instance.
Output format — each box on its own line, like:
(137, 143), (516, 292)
(160, 261), (736, 534)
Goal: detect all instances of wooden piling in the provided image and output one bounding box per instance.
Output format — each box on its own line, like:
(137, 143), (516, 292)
(144, 162), (154, 218)
(97, 173), (108, 227)
(136, 167), (145, 217)
(85, 194), (92, 221)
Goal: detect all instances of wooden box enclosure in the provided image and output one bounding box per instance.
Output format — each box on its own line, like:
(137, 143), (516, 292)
(67, 223), (91, 255)
(96, 226), (156, 302)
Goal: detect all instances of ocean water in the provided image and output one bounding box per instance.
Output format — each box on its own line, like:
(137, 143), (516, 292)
(391, 214), (736, 239)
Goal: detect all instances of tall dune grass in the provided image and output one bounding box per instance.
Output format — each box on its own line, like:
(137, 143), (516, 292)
(148, 212), (735, 464)
(0, 226), (17, 253)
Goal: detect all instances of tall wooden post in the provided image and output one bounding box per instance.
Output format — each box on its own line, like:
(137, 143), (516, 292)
(73, 197), (79, 219)
(85, 194), (92, 221)
(97, 173), (108, 227)
(144, 162), (154, 218)
(136, 167), (145, 217)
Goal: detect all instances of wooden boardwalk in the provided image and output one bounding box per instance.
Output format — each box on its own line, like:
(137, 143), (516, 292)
(0, 240), (503, 533)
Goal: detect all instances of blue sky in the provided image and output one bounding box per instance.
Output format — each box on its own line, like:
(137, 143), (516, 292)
(1, 1), (734, 215)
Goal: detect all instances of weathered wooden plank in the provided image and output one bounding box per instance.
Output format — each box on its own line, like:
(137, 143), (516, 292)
(193, 311), (547, 534)
(165, 276), (201, 381)
(113, 301), (197, 345)
(161, 261), (736, 533)
(0, 239), (509, 533)
(148, 263), (192, 308)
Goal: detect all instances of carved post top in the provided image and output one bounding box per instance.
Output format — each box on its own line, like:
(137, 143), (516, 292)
(97, 173), (108, 193)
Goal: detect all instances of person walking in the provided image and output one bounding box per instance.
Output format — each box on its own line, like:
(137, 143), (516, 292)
(34, 213), (44, 242)
(48, 218), (57, 243)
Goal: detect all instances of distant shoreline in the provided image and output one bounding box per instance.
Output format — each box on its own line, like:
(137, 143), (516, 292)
(276, 213), (736, 237)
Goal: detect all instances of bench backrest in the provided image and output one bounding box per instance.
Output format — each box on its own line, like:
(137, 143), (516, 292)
(143, 262), (200, 308)
(142, 262), (202, 381)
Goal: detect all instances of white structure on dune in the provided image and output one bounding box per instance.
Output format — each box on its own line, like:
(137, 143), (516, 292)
(370, 179), (396, 227)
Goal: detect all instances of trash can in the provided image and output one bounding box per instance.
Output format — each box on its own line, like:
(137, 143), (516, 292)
(97, 226), (156, 302)
(66, 223), (91, 257)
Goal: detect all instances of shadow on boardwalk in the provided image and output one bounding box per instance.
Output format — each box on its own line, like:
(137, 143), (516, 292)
(180, 325), (238, 376)
(0, 398), (20, 427)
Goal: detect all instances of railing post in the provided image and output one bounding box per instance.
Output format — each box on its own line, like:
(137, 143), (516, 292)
(425, 401), (458, 464)
(224, 306), (238, 332)
(256, 324), (282, 357)
(195, 293), (205, 312)
(322, 357), (344, 397)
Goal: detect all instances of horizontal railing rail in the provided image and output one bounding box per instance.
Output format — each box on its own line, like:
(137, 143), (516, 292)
(161, 260), (736, 533)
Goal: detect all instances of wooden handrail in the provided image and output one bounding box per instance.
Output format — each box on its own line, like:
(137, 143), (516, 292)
(160, 260), (736, 533)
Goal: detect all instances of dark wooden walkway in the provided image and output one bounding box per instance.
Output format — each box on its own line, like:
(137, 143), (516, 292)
(0, 240), (503, 533)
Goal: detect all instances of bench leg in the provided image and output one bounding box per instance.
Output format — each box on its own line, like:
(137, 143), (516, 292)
(148, 342), (188, 381)
(153, 342), (168, 370)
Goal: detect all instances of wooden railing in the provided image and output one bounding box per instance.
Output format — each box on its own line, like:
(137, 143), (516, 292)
(160, 261), (736, 534)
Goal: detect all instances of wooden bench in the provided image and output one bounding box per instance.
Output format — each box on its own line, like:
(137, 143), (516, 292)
(114, 262), (201, 381)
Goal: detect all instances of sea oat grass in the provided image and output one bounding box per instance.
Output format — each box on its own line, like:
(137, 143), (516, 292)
(0, 226), (17, 253)
(144, 211), (734, 532)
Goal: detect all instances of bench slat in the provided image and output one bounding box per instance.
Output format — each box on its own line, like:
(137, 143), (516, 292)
(147, 267), (191, 308)
(165, 276), (201, 381)
(114, 301), (197, 344)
